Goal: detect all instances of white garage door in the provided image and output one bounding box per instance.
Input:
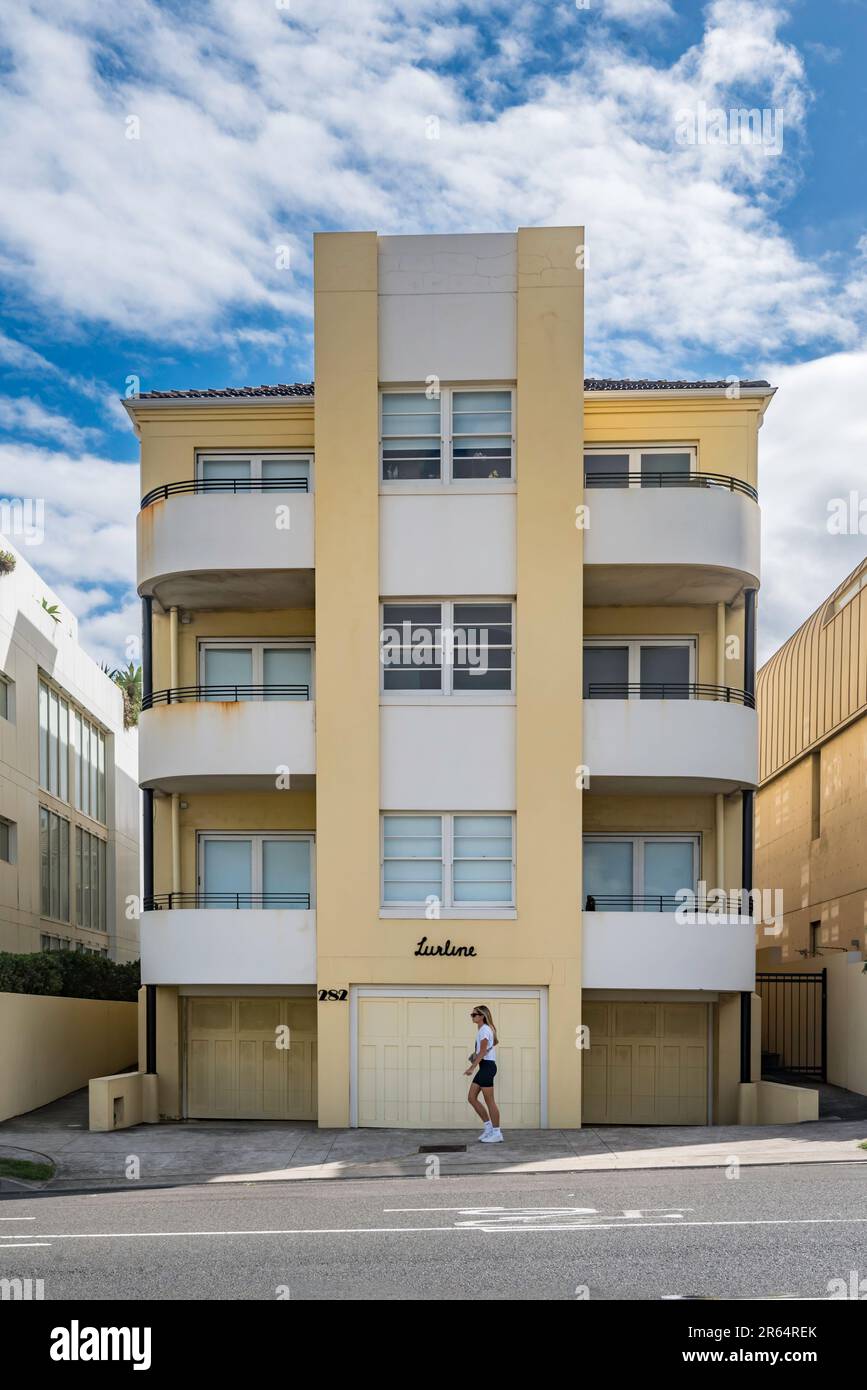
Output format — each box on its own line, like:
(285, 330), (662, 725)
(582, 1000), (708, 1125)
(355, 990), (542, 1128)
(186, 996), (317, 1120)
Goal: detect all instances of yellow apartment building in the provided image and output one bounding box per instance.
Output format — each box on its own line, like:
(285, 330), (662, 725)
(754, 557), (867, 1095)
(127, 226), (773, 1129)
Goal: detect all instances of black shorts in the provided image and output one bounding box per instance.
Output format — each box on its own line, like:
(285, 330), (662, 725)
(474, 1060), (497, 1088)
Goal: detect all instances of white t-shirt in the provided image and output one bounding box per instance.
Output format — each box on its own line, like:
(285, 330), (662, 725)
(476, 1023), (496, 1063)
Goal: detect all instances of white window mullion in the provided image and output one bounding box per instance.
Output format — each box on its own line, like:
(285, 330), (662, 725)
(443, 389), (452, 487)
(443, 814), (453, 908)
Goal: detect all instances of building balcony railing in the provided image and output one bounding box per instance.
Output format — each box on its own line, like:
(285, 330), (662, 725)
(586, 682), (755, 708)
(145, 892), (311, 910)
(140, 476), (309, 508)
(584, 469), (757, 501)
(584, 892), (747, 912)
(142, 684), (310, 711)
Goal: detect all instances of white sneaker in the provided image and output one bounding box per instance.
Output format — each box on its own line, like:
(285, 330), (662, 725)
(480, 1128), (504, 1143)
(478, 1121), (493, 1141)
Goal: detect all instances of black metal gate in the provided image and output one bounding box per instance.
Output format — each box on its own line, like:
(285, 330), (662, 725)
(756, 971), (827, 1080)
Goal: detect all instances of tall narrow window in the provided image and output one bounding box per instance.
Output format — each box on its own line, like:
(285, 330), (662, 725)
(451, 391), (512, 479)
(381, 393), (441, 480)
(40, 807), (70, 922)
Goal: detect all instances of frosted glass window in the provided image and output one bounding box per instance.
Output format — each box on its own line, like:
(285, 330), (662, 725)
(262, 839), (310, 900)
(383, 814), (443, 903)
(261, 457), (309, 485)
(201, 457), (251, 489)
(203, 840), (252, 903)
(204, 648), (253, 697)
(263, 648), (311, 698)
(644, 840), (695, 907)
(583, 840), (633, 906)
(453, 815), (513, 904)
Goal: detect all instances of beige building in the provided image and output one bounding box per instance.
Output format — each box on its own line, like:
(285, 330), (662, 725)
(128, 227), (773, 1129)
(0, 539), (140, 961)
(755, 556), (867, 1096)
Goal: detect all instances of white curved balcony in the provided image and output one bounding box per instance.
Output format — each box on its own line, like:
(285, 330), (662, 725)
(141, 905), (316, 985)
(583, 910), (755, 990)
(137, 484), (314, 609)
(583, 689), (757, 792)
(139, 693), (315, 791)
(583, 478), (760, 604)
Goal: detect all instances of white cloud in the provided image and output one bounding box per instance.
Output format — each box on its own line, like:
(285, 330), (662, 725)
(0, 396), (102, 449)
(600, 0), (675, 23)
(0, 0), (860, 365)
(758, 350), (867, 662)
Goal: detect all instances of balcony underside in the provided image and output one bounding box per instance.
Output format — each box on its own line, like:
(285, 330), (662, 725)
(584, 562), (755, 607)
(145, 567), (315, 612)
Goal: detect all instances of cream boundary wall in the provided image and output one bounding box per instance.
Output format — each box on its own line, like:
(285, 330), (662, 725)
(0, 540), (140, 960)
(0, 993), (137, 1122)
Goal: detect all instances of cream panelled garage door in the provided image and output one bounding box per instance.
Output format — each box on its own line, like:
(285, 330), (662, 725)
(582, 1000), (708, 1125)
(186, 996), (317, 1120)
(356, 991), (542, 1128)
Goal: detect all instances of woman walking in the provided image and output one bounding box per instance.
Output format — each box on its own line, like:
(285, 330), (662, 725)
(465, 1005), (503, 1143)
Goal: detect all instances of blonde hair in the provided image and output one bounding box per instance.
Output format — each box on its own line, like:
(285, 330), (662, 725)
(474, 1005), (498, 1045)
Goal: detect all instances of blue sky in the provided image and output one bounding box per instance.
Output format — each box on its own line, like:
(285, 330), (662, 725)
(0, 0), (865, 664)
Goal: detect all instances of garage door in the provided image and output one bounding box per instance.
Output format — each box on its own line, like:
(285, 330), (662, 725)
(186, 996), (317, 1120)
(582, 1001), (708, 1125)
(356, 992), (541, 1128)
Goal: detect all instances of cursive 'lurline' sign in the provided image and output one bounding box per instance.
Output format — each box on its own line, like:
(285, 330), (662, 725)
(414, 935), (477, 958)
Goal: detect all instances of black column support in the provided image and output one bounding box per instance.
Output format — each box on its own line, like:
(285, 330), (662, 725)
(141, 597), (157, 1075)
(741, 587), (757, 1083)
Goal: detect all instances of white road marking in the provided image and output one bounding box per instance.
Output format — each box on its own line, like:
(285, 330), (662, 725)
(0, 1217), (35, 1221)
(0, 1242), (52, 1248)
(0, 1216), (864, 1241)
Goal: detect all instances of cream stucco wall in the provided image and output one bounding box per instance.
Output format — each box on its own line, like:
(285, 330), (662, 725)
(0, 993), (138, 1122)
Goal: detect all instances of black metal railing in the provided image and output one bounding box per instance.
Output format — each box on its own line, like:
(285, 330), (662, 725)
(140, 476), (309, 509)
(144, 892), (311, 910)
(142, 684), (310, 710)
(584, 469), (757, 501)
(586, 681), (755, 708)
(584, 892), (750, 913)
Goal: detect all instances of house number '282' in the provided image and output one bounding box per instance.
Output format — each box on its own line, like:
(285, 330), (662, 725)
(318, 989), (348, 1001)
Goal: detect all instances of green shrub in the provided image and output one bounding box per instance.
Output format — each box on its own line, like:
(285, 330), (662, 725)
(0, 951), (140, 1001)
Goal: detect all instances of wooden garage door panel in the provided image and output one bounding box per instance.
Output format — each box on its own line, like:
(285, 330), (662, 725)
(581, 1002), (708, 1126)
(357, 994), (541, 1129)
(187, 997), (317, 1121)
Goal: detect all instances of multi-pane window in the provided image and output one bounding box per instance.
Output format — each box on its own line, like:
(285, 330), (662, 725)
(382, 814), (514, 908)
(196, 453), (312, 491)
(76, 826), (107, 933)
(39, 807), (70, 923)
(381, 389), (514, 482)
(584, 446), (694, 488)
(381, 601), (514, 693)
(39, 681), (106, 822)
(0, 817), (12, 862)
(70, 709), (106, 822)
(199, 833), (313, 907)
(0, 675), (9, 720)
(41, 933), (71, 952)
(583, 835), (698, 911)
(583, 639), (694, 699)
(199, 642), (313, 699)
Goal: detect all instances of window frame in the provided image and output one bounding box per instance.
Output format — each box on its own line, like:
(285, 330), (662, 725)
(583, 444), (697, 488)
(75, 824), (107, 933)
(582, 833), (700, 909)
(195, 450), (315, 491)
(196, 831), (315, 908)
(380, 812), (516, 916)
(197, 638), (315, 698)
(0, 816), (14, 864)
(39, 677), (107, 824)
(380, 386), (516, 488)
(583, 636), (696, 697)
(380, 599), (516, 698)
(39, 805), (71, 925)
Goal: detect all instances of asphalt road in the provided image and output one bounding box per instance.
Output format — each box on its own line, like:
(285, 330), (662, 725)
(1, 1163), (865, 1301)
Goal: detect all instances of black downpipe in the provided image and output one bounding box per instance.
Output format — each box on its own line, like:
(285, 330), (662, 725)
(142, 597), (157, 1075)
(741, 588), (757, 1083)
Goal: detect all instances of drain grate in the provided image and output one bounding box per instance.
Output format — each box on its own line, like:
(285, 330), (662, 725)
(418, 1144), (466, 1154)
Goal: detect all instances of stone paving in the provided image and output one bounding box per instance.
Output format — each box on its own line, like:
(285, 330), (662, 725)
(1, 1087), (864, 1191)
